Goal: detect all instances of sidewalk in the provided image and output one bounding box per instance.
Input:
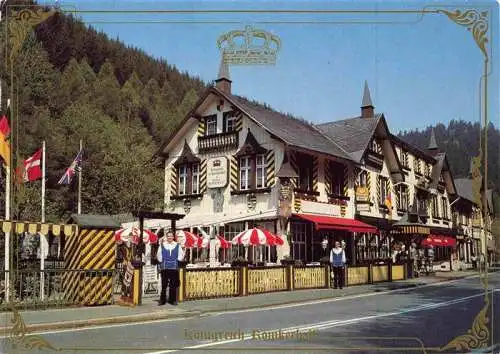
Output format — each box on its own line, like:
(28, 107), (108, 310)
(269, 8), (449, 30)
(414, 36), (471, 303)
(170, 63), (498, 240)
(0, 270), (482, 334)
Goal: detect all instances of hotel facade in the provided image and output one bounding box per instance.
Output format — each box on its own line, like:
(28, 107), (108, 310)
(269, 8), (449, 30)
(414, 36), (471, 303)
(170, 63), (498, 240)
(150, 60), (494, 269)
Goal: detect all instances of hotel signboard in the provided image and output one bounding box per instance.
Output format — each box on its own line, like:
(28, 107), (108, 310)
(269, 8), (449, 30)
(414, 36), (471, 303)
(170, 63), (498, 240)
(207, 157), (228, 189)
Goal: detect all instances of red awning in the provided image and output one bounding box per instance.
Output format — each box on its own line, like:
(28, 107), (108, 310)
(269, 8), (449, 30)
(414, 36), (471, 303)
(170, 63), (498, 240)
(294, 214), (379, 234)
(421, 235), (457, 247)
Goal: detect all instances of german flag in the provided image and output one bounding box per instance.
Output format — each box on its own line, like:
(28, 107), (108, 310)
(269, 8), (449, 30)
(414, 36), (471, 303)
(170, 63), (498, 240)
(0, 100), (11, 167)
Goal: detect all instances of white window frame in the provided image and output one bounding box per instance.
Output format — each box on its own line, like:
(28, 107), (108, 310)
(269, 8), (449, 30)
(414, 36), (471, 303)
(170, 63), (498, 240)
(255, 154), (265, 189)
(240, 157), (251, 190)
(206, 116), (217, 136)
(178, 165), (187, 195)
(225, 115), (238, 132)
(191, 164), (200, 194)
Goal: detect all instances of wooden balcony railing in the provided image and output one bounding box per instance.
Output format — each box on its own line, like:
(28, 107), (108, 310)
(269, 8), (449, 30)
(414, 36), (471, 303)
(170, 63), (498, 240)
(198, 131), (239, 153)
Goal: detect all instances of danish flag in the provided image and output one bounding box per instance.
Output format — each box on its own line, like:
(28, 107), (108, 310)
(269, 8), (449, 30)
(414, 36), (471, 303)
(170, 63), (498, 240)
(19, 148), (42, 182)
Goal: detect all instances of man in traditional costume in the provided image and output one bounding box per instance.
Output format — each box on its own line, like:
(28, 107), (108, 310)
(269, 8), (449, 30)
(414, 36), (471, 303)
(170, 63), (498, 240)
(157, 229), (184, 305)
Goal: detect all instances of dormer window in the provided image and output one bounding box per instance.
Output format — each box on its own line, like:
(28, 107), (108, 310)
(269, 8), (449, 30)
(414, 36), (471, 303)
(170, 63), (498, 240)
(205, 115), (217, 135)
(234, 130), (268, 193)
(172, 141), (202, 198)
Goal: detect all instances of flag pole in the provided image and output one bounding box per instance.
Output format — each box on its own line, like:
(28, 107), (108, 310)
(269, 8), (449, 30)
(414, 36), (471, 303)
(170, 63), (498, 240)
(78, 139), (82, 214)
(40, 140), (46, 300)
(42, 140), (46, 223)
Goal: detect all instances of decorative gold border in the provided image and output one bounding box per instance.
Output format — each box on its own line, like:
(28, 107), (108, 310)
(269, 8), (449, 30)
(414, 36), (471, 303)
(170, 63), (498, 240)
(3, 4), (494, 353)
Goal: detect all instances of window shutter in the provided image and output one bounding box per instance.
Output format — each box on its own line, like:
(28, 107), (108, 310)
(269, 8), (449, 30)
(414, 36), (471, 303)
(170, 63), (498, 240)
(312, 156), (318, 192)
(376, 175), (380, 205)
(406, 186), (410, 209)
(235, 111), (243, 132)
(265, 150), (275, 188)
(386, 179), (391, 205)
(324, 160), (331, 195)
(230, 156), (238, 192)
(289, 151), (299, 189)
(343, 164), (348, 197)
(199, 159), (207, 194)
(198, 119), (206, 137)
(394, 185), (400, 210)
(170, 165), (177, 197)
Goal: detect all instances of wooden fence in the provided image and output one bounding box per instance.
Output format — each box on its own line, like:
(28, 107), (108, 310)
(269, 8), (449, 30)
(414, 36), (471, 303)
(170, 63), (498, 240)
(178, 261), (408, 302)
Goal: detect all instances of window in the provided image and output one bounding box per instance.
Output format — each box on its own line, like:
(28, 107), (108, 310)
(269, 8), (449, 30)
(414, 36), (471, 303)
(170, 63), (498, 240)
(239, 157), (251, 190)
(398, 185), (409, 210)
(425, 163), (431, 177)
(225, 115), (238, 132)
(291, 222), (308, 262)
(432, 195), (439, 218)
(192, 164), (200, 194)
(206, 115), (217, 135)
(401, 150), (409, 168)
(441, 197), (448, 219)
(177, 164), (200, 196)
(330, 161), (345, 196)
(358, 170), (368, 187)
(256, 155), (265, 188)
(296, 152), (313, 191)
(369, 139), (382, 154)
(178, 165), (187, 195)
(239, 154), (266, 191)
(378, 177), (388, 205)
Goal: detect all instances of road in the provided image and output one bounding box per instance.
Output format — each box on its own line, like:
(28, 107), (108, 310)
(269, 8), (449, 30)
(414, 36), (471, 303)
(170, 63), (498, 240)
(1, 273), (499, 354)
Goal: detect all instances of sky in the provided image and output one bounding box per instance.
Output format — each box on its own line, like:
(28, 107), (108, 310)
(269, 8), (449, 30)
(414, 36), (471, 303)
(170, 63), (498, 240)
(42, 0), (499, 134)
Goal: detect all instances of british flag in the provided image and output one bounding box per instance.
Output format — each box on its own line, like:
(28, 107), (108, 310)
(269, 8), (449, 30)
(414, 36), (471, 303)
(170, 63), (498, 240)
(58, 149), (83, 185)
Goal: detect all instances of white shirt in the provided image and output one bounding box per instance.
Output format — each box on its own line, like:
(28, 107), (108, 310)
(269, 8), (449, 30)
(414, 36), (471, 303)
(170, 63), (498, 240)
(156, 240), (185, 262)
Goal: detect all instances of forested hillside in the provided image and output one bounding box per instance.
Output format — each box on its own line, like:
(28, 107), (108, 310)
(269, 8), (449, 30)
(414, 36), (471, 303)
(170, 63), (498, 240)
(0, 3), (207, 222)
(398, 121), (499, 188)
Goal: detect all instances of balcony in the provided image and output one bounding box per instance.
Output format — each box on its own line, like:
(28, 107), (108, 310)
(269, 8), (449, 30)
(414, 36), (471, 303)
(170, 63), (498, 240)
(198, 131), (239, 153)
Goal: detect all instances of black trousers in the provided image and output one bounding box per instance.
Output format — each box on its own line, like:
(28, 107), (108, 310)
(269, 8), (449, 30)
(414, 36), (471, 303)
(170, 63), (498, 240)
(332, 266), (345, 289)
(159, 269), (180, 304)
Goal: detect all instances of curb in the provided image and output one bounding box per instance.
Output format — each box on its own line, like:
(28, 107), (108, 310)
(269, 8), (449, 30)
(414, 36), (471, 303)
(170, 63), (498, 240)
(0, 309), (202, 335)
(0, 272), (483, 334)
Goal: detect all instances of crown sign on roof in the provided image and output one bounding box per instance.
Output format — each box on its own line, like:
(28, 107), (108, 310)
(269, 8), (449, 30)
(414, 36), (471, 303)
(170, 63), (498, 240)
(217, 25), (281, 65)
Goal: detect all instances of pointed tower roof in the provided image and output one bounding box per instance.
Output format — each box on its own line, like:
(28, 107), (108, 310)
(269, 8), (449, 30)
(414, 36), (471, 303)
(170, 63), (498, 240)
(428, 128), (438, 150)
(361, 80), (374, 108)
(173, 140), (200, 167)
(216, 56), (231, 82)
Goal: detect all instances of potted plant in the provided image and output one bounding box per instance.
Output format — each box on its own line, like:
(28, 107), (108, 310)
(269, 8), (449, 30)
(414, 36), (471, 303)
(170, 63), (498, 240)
(280, 255), (295, 266)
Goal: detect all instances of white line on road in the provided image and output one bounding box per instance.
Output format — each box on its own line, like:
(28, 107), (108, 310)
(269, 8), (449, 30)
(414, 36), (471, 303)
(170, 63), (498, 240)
(145, 289), (499, 354)
(0, 273), (488, 338)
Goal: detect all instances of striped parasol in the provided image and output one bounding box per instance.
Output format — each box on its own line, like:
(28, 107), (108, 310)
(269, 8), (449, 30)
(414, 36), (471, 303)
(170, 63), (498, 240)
(232, 227), (284, 246)
(114, 227), (158, 244)
(175, 230), (200, 248)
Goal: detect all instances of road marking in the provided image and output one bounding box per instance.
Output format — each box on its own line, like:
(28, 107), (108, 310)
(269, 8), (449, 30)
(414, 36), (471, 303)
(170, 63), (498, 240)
(144, 289), (499, 354)
(0, 273), (489, 338)
(204, 273), (483, 316)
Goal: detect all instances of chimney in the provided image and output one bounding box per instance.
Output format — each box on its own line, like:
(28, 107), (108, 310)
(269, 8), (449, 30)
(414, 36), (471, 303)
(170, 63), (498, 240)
(215, 56), (231, 94)
(361, 80), (374, 118)
(427, 128), (439, 154)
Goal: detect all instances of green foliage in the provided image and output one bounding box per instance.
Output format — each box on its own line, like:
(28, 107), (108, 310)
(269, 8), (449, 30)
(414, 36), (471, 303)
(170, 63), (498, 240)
(0, 9), (207, 221)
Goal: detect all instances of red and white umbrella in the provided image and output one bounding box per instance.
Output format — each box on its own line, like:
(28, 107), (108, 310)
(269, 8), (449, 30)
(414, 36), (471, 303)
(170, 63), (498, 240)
(216, 235), (231, 249)
(175, 230), (200, 248)
(232, 228), (284, 246)
(115, 227), (158, 244)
